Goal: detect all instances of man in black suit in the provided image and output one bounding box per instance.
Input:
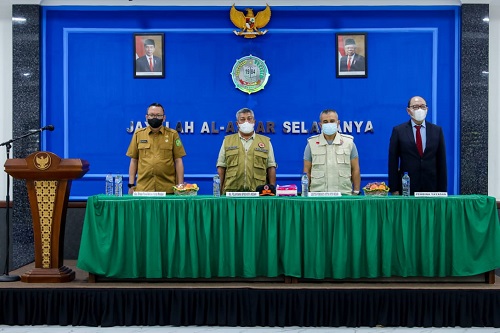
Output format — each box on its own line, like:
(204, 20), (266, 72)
(388, 96), (447, 195)
(136, 39), (162, 73)
(339, 38), (365, 72)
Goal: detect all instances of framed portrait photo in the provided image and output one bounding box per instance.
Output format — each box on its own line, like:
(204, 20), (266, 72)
(336, 33), (367, 78)
(134, 33), (165, 78)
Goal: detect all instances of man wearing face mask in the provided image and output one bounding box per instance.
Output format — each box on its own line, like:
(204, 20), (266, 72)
(303, 109), (361, 195)
(126, 102), (186, 194)
(388, 96), (447, 195)
(216, 108), (277, 193)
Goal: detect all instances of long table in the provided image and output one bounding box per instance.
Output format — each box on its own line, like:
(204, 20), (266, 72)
(77, 195), (500, 280)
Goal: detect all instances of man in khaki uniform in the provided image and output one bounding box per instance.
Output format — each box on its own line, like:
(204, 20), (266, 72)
(216, 108), (277, 193)
(126, 102), (186, 194)
(303, 109), (361, 195)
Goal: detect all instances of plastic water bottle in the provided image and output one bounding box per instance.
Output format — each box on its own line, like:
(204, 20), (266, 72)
(114, 174), (123, 197)
(105, 173), (114, 195)
(402, 172), (410, 197)
(301, 173), (309, 197)
(213, 174), (221, 197)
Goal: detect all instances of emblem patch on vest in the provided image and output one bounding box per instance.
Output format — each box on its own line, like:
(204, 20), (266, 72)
(175, 139), (182, 147)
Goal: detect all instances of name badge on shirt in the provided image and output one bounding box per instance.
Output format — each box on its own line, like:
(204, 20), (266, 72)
(226, 146), (238, 151)
(255, 147), (269, 153)
(140, 140), (148, 143)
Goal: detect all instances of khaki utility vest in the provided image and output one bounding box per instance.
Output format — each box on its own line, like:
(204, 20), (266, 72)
(223, 134), (270, 192)
(308, 133), (354, 194)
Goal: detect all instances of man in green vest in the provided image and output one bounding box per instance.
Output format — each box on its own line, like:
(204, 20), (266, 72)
(303, 109), (361, 195)
(216, 108), (277, 193)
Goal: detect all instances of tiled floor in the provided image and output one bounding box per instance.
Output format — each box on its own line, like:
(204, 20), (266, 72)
(1, 327), (500, 332)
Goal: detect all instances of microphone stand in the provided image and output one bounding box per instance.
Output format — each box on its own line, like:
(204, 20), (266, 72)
(0, 128), (44, 282)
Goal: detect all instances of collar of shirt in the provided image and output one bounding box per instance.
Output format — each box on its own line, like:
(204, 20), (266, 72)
(147, 126), (165, 135)
(238, 132), (255, 141)
(319, 133), (342, 145)
(410, 119), (426, 128)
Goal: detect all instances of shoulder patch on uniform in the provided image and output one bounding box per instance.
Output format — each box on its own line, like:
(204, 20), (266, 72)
(175, 139), (182, 147)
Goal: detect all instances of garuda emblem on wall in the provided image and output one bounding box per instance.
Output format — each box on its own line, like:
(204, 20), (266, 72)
(230, 4), (271, 38)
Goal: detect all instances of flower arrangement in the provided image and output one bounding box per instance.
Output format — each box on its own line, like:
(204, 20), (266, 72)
(363, 182), (390, 196)
(173, 183), (199, 196)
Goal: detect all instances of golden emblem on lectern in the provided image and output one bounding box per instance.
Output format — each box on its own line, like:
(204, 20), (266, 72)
(230, 4), (271, 38)
(34, 152), (51, 170)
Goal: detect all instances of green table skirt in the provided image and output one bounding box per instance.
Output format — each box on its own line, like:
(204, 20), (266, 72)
(77, 195), (500, 279)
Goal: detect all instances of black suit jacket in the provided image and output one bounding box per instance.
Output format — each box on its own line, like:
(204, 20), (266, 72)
(339, 53), (365, 72)
(388, 120), (447, 194)
(136, 55), (162, 72)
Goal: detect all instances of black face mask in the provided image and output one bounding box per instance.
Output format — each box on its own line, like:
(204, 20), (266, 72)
(148, 118), (163, 128)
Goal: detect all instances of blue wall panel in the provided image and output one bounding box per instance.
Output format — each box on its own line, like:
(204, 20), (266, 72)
(42, 6), (460, 199)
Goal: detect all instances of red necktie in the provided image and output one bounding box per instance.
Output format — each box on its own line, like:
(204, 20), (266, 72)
(415, 125), (423, 157)
(149, 58), (154, 71)
(347, 56), (351, 71)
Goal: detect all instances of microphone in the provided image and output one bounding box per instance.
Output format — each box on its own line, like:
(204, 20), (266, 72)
(30, 125), (55, 132)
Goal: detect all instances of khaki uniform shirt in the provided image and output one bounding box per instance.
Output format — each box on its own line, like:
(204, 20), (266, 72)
(126, 126), (186, 193)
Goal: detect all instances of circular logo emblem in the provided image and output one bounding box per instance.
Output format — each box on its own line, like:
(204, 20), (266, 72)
(34, 152), (51, 170)
(231, 55), (270, 94)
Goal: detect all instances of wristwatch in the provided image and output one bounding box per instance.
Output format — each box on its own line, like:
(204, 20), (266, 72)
(128, 183), (135, 188)
(352, 190), (360, 195)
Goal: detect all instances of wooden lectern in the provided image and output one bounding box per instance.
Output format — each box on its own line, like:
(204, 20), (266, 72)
(4, 151), (89, 283)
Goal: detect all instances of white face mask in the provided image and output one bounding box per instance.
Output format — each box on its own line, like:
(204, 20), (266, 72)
(322, 122), (338, 136)
(413, 108), (427, 122)
(238, 121), (254, 134)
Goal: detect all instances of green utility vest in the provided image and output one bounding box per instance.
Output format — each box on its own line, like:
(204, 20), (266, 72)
(223, 134), (270, 192)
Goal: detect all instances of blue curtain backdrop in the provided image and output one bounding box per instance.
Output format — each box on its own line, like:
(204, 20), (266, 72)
(41, 6), (460, 198)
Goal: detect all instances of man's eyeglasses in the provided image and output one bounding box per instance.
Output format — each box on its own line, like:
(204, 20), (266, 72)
(408, 105), (428, 111)
(147, 114), (164, 119)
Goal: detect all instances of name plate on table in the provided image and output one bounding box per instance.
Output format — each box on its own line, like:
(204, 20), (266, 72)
(308, 192), (342, 197)
(133, 192), (166, 197)
(276, 190), (297, 196)
(414, 192), (448, 197)
(226, 192), (259, 197)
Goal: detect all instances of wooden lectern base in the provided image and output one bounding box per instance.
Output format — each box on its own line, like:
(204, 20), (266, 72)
(21, 266), (75, 283)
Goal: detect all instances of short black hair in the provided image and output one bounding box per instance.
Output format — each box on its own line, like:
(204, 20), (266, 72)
(147, 102), (164, 114)
(144, 39), (155, 47)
